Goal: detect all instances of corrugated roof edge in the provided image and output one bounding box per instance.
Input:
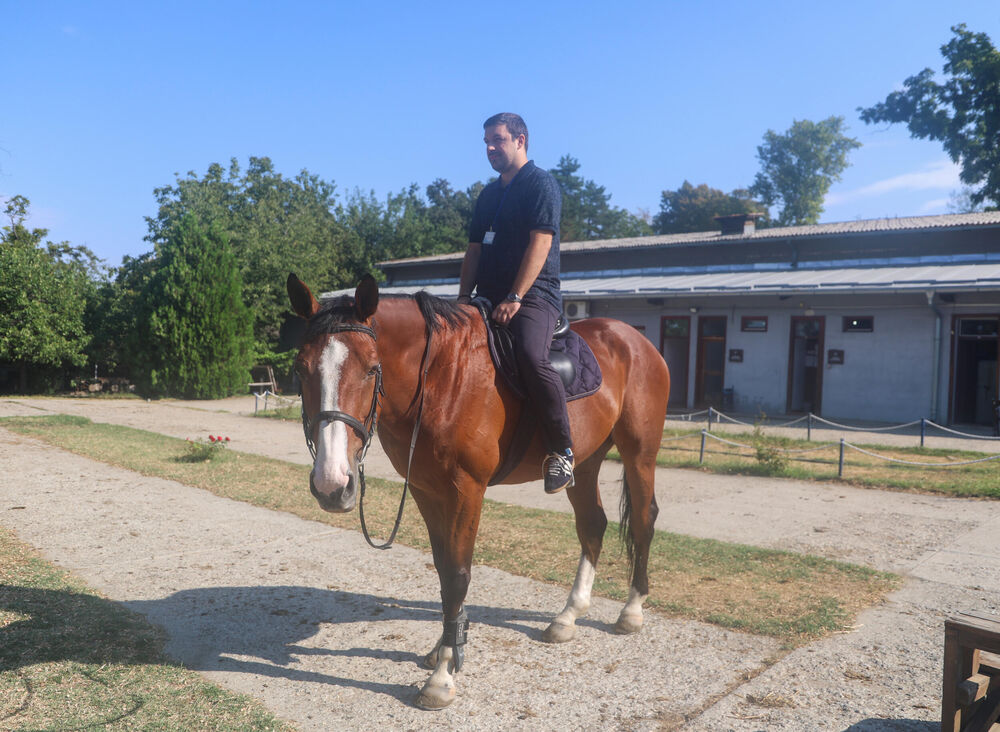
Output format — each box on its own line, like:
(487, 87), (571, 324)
(378, 211), (1000, 268)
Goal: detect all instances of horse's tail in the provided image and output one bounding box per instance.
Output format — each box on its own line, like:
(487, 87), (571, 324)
(617, 467), (636, 577)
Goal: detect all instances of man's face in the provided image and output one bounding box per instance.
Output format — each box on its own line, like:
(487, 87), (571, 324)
(484, 124), (523, 174)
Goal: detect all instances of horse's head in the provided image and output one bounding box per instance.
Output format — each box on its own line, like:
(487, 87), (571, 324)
(287, 273), (381, 513)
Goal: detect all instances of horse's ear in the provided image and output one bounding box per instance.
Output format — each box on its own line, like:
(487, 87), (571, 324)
(287, 273), (319, 319)
(355, 274), (379, 321)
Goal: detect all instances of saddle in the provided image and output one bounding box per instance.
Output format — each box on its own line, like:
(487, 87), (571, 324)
(473, 298), (603, 486)
(473, 298), (602, 402)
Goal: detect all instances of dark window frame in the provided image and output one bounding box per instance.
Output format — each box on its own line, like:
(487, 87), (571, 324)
(842, 316), (874, 333)
(741, 316), (768, 332)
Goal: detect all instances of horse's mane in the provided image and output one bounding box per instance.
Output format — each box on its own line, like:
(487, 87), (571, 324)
(305, 291), (470, 340)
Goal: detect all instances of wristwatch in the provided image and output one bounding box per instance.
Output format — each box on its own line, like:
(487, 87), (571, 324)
(505, 292), (522, 303)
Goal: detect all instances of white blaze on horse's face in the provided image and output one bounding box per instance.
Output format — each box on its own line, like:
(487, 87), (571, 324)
(313, 337), (352, 494)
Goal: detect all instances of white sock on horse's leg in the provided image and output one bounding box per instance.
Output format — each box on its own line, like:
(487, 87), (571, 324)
(543, 553), (595, 642)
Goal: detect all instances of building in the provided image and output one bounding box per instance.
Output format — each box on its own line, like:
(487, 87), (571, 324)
(363, 212), (1000, 426)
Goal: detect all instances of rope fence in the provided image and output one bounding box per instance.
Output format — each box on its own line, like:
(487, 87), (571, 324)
(666, 407), (1000, 446)
(253, 390), (301, 415)
(691, 429), (1000, 477)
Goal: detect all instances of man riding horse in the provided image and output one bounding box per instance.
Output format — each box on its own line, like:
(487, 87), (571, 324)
(457, 112), (575, 494)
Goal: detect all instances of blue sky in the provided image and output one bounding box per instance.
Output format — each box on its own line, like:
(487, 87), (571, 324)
(3, 1), (999, 266)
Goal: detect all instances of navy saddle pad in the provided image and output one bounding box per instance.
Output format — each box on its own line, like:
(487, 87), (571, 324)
(473, 299), (602, 402)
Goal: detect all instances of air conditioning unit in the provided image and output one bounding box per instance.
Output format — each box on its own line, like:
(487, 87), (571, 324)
(565, 300), (590, 320)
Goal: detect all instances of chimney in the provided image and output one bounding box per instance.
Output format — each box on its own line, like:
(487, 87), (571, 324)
(714, 213), (763, 236)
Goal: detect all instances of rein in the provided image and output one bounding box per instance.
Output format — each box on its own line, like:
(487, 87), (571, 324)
(301, 319), (433, 550)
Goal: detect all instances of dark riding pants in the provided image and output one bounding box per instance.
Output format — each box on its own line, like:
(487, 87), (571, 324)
(508, 296), (573, 453)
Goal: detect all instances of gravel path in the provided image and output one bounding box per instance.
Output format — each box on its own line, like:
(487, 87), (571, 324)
(2, 396), (999, 730)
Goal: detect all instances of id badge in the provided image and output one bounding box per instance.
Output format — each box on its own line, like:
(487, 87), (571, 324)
(483, 231), (495, 245)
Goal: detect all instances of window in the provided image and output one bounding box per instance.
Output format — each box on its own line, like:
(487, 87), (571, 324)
(842, 316), (873, 333)
(741, 316), (768, 332)
(662, 318), (689, 338)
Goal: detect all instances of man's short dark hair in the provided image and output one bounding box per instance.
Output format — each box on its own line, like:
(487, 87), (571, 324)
(484, 112), (529, 151)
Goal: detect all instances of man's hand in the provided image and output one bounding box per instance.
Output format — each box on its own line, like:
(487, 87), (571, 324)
(492, 300), (521, 325)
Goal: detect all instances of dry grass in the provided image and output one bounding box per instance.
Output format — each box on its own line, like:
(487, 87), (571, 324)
(2, 415), (898, 647)
(645, 429), (1000, 498)
(0, 525), (293, 732)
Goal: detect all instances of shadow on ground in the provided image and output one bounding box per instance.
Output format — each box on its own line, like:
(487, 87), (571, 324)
(2, 583), (612, 705)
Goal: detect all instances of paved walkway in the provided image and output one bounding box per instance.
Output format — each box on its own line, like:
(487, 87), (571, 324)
(2, 396), (999, 730)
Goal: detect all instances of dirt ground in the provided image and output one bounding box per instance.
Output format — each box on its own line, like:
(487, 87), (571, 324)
(2, 395), (999, 730)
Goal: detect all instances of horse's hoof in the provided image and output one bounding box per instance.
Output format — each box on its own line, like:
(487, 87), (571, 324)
(614, 613), (643, 634)
(416, 681), (455, 710)
(541, 621), (577, 643)
(422, 647), (439, 670)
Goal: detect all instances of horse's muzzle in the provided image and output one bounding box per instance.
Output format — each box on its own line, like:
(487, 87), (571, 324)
(309, 470), (356, 513)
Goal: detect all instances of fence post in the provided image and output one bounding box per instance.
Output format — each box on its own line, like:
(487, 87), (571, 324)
(807, 412), (812, 442)
(838, 438), (845, 478)
(707, 407), (714, 433)
(920, 418), (926, 448)
(700, 430), (707, 464)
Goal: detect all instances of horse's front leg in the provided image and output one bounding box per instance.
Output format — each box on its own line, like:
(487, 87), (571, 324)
(543, 454), (608, 643)
(412, 481), (484, 710)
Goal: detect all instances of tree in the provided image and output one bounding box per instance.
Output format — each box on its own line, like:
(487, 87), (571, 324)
(133, 214), (253, 399)
(654, 181), (767, 234)
(0, 196), (94, 392)
(145, 158), (361, 350)
(859, 24), (1000, 208)
(750, 117), (861, 226)
(549, 156), (652, 241)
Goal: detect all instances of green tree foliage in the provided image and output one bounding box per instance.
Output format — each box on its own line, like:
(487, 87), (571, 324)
(549, 156), (652, 241)
(133, 214), (253, 399)
(85, 253), (156, 378)
(0, 196), (95, 391)
(336, 179), (480, 268)
(145, 157), (362, 349)
(654, 181), (768, 234)
(859, 24), (1000, 208)
(750, 117), (861, 226)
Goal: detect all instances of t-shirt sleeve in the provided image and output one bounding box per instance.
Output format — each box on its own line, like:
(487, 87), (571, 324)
(527, 173), (561, 234)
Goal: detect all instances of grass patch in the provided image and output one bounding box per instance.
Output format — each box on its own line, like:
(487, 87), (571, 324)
(0, 526), (292, 732)
(2, 415), (899, 647)
(252, 405), (301, 421)
(614, 427), (1000, 498)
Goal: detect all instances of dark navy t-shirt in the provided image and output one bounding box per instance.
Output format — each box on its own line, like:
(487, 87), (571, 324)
(468, 160), (563, 311)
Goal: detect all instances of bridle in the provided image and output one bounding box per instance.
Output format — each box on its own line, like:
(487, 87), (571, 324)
(301, 323), (383, 466)
(301, 319), (431, 550)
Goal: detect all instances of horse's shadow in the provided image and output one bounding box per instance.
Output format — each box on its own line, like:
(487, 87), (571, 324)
(0, 583), (609, 704)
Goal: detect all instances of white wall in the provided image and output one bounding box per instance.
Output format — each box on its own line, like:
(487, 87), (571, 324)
(592, 297), (941, 423)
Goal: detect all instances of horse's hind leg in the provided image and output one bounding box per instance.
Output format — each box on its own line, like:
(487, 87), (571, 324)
(542, 445), (609, 643)
(611, 427), (660, 635)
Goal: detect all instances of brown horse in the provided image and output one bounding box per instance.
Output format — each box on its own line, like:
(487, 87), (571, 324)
(287, 273), (670, 709)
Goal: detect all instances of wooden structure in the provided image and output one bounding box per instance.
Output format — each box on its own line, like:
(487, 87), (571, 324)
(942, 611), (1000, 732)
(247, 365), (277, 395)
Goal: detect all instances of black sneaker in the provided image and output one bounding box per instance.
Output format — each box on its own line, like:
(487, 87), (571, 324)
(543, 452), (575, 494)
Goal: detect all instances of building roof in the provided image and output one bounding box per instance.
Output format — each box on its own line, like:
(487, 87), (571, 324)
(324, 262), (1000, 300)
(379, 211), (1000, 268)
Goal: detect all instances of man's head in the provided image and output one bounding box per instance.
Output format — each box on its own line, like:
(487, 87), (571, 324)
(483, 112), (529, 178)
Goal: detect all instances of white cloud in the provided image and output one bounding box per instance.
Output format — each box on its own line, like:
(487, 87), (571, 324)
(826, 160), (961, 206)
(919, 197), (950, 213)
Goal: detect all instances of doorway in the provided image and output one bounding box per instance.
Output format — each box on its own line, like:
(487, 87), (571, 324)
(787, 317), (824, 414)
(695, 316), (726, 408)
(660, 316), (690, 410)
(952, 317), (999, 425)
